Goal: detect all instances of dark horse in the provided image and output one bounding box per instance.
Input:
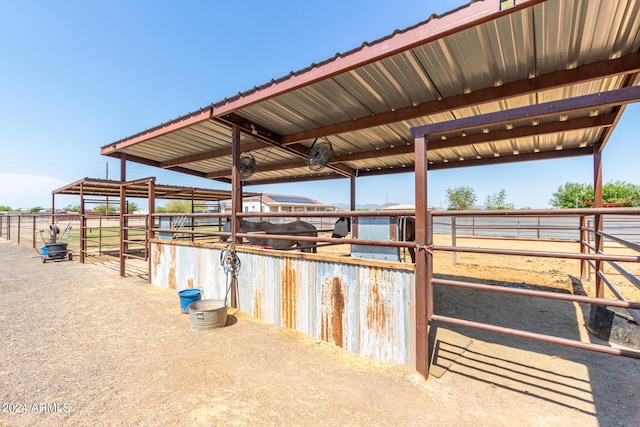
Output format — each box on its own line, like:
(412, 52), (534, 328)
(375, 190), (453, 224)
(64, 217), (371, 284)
(222, 219), (317, 253)
(398, 216), (416, 263)
(331, 216), (415, 263)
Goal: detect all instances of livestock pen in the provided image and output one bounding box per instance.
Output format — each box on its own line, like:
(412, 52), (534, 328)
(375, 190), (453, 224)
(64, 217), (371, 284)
(145, 208), (640, 371)
(3, 206), (639, 371)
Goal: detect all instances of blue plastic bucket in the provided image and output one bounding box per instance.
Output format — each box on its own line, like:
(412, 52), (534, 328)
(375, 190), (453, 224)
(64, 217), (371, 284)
(178, 288), (202, 314)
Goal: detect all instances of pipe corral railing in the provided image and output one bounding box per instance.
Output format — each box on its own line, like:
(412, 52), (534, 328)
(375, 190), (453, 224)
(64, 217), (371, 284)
(2, 207), (639, 367)
(428, 207), (640, 362)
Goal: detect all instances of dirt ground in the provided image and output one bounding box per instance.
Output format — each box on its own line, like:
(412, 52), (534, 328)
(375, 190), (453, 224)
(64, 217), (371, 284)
(1, 237), (639, 426)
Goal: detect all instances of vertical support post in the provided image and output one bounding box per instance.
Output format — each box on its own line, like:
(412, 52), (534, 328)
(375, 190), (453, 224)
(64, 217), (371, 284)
(99, 216), (103, 256)
(350, 175), (358, 239)
(230, 126), (242, 309)
(32, 216), (36, 249)
(51, 193), (55, 226)
(593, 148), (604, 298)
(414, 134), (429, 378)
(587, 219), (593, 281)
(148, 179), (155, 283)
(391, 215), (400, 261)
(120, 155), (128, 264)
(17, 215), (21, 244)
(191, 190), (195, 243)
(426, 209), (434, 322)
(451, 216), (457, 265)
(120, 154), (127, 182)
(119, 184), (126, 278)
(80, 182), (86, 263)
(579, 215), (586, 280)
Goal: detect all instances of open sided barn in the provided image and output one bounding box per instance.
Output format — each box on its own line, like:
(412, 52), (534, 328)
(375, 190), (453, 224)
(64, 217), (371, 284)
(101, 0), (640, 377)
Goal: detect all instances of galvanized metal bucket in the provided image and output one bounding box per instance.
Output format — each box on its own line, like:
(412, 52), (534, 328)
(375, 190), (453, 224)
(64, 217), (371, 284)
(188, 299), (228, 331)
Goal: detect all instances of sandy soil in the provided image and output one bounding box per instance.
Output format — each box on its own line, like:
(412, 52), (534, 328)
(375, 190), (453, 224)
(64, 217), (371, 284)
(1, 237), (639, 426)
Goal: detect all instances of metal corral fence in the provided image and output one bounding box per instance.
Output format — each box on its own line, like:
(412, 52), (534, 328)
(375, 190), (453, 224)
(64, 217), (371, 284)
(0, 213), (82, 256)
(146, 208), (640, 372)
(433, 213), (640, 242)
(2, 208), (639, 372)
(428, 208), (640, 368)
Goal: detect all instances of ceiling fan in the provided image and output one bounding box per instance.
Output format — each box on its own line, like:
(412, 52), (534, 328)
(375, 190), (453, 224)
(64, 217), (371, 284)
(306, 137), (334, 171)
(239, 154), (256, 180)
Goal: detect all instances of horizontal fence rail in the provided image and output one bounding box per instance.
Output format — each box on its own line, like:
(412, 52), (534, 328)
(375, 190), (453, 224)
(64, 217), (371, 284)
(3, 207), (639, 369)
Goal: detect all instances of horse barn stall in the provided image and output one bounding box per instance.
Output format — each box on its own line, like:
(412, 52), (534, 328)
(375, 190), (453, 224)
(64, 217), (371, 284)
(51, 177), (258, 277)
(101, 0), (640, 376)
(151, 242), (417, 365)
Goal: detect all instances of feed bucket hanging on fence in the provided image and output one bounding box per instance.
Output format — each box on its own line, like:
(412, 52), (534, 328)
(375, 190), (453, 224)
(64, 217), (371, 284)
(178, 288), (202, 314)
(188, 300), (228, 331)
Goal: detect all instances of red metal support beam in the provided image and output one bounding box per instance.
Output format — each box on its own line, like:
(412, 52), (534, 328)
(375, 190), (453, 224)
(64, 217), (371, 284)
(80, 182), (85, 263)
(148, 179), (155, 283)
(119, 184), (126, 278)
(411, 86), (640, 138)
(414, 134), (429, 378)
(593, 147), (604, 298)
(230, 126), (242, 308)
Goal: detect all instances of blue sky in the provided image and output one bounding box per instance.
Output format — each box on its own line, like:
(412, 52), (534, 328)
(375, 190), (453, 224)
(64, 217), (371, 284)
(1, 0), (638, 210)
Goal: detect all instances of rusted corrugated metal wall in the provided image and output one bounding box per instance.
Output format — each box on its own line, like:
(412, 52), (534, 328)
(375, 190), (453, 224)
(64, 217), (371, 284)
(150, 241), (416, 367)
(151, 242), (229, 302)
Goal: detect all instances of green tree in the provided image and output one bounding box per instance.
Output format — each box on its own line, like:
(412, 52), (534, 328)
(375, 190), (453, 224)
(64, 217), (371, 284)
(0, 205), (12, 211)
(93, 204), (118, 214)
(156, 200), (193, 213)
(549, 182), (593, 208)
(446, 186), (476, 210)
(485, 189), (515, 210)
(65, 204), (81, 213)
(126, 202), (139, 213)
(550, 181), (640, 208)
(603, 180), (640, 206)
(28, 206), (44, 213)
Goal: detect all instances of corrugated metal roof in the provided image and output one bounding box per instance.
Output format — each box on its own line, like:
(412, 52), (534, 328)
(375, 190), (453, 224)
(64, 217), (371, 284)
(102, 0), (640, 186)
(52, 178), (257, 201)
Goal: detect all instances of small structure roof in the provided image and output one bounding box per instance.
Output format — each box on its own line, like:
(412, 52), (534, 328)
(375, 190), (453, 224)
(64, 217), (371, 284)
(52, 177), (257, 201)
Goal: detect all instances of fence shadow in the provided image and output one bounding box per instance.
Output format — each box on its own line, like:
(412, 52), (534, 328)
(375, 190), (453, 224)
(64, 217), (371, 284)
(428, 272), (640, 424)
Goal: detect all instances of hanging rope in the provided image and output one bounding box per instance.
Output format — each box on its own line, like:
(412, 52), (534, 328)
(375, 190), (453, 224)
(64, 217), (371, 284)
(415, 243), (434, 255)
(220, 244), (241, 275)
(220, 244), (241, 307)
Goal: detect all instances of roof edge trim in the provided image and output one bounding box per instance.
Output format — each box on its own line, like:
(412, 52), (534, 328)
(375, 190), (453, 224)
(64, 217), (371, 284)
(100, 108), (213, 154)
